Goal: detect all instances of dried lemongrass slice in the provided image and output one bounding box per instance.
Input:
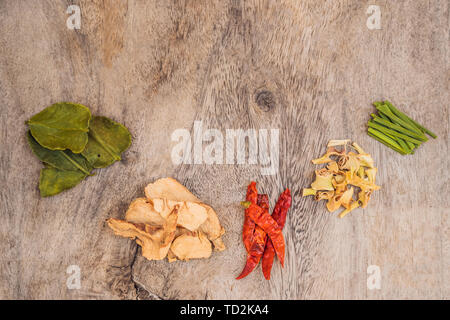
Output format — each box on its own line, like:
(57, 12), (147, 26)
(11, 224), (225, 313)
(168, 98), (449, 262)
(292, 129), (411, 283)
(357, 166), (365, 178)
(315, 190), (334, 201)
(312, 147), (346, 164)
(302, 188), (317, 196)
(326, 187), (353, 212)
(356, 154), (375, 168)
(365, 168), (377, 183)
(312, 154), (333, 165)
(326, 194), (342, 212)
(340, 187), (354, 208)
(338, 152), (361, 173)
(352, 142), (365, 154)
(339, 201), (360, 218)
(346, 171), (381, 191)
(358, 189), (372, 208)
(332, 170), (346, 186)
(327, 139), (350, 147)
(327, 161), (339, 173)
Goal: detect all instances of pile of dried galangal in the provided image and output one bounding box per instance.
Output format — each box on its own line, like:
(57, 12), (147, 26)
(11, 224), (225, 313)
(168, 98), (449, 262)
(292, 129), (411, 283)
(303, 140), (380, 218)
(107, 178), (225, 261)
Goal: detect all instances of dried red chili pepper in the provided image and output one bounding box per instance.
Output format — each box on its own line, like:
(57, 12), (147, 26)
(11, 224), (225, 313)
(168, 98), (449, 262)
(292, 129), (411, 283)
(262, 188), (291, 280)
(249, 195), (269, 256)
(236, 194), (269, 280)
(241, 201), (285, 266)
(252, 194), (269, 256)
(242, 182), (258, 252)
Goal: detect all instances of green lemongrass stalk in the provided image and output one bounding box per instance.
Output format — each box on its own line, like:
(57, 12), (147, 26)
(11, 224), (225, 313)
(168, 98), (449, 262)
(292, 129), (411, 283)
(371, 114), (418, 151)
(368, 132), (406, 155)
(378, 112), (390, 121)
(371, 114), (428, 141)
(373, 103), (391, 122)
(367, 128), (406, 155)
(384, 128), (415, 152)
(368, 127), (401, 148)
(367, 127), (404, 151)
(368, 121), (423, 144)
(377, 104), (426, 137)
(373, 101), (385, 109)
(396, 137), (411, 154)
(376, 104), (427, 138)
(384, 101), (437, 138)
(405, 140), (416, 150)
(384, 101), (422, 132)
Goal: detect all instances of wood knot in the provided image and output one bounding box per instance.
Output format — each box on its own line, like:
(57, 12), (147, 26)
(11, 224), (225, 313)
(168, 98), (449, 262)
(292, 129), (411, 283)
(254, 90), (275, 112)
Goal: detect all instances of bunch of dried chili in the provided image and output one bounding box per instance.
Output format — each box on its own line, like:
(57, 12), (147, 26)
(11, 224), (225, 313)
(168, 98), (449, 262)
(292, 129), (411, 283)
(236, 182), (292, 280)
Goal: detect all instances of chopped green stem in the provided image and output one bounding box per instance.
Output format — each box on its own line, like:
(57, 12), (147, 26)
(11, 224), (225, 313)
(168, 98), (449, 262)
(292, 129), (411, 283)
(373, 102), (385, 109)
(386, 130), (415, 152)
(368, 130), (406, 155)
(396, 138), (411, 154)
(376, 104), (427, 138)
(371, 115), (427, 141)
(384, 101), (437, 139)
(405, 140), (416, 150)
(368, 121), (423, 144)
(378, 112), (390, 121)
(384, 101), (422, 132)
(371, 113), (417, 151)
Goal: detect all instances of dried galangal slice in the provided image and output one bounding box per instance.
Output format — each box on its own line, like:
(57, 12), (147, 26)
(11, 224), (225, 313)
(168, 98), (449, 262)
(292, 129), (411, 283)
(169, 231), (212, 262)
(303, 140), (380, 218)
(125, 198), (166, 226)
(107, 206), (178, 260)
(151, 198), (208, 231)
(145, 177), (225, 251)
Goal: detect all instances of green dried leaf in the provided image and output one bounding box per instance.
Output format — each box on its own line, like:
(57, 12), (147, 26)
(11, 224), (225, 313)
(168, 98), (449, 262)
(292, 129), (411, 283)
(27, 102), (91, 153)
(82, 116), (131, 168)
(39, 167), (87, 197)
(27, 131), (93, 175)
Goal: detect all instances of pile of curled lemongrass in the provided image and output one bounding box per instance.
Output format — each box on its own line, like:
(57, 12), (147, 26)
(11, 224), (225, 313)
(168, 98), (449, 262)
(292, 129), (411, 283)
(303, 140), (380, 218)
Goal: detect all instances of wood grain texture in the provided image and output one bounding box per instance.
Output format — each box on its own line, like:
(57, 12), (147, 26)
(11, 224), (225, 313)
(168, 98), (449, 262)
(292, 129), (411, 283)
(0, 0), (448, 299)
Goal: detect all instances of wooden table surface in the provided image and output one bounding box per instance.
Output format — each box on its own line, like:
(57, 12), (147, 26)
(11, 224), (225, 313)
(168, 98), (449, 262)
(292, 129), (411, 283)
(0, 0), (448, 300)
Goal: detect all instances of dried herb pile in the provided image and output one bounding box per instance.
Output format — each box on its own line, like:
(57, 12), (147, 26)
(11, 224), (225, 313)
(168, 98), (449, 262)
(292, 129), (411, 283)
(368, 100), (437, 154)
(303, 140), (380, 218)
(107, 178), (226, 262)
(26, 102), (131, 197)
